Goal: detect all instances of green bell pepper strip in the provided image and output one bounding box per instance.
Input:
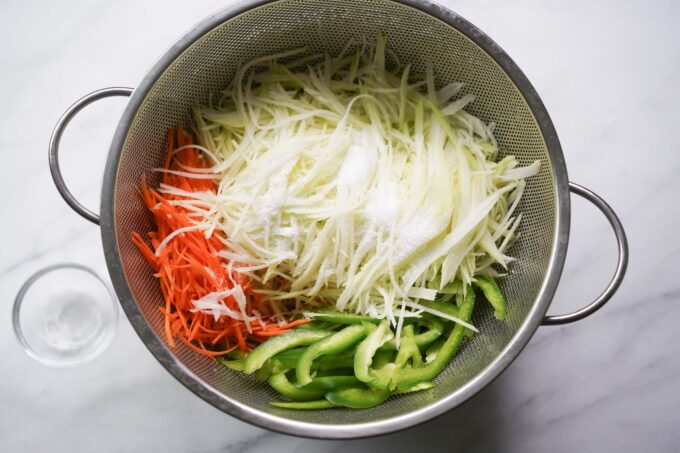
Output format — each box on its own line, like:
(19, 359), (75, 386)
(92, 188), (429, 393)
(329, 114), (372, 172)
(304, 375), (361, 391)
(408, 336), (423, 368)
(268, 372), (326, 401)
(473, 275), (507, 320)
(253, 366), (274, 382)
(438, 292), (455, 303)
(225, 349), (246, 360)
(354, 320), (393, 382)
(253, 352), (301, 379)
(271, 347), (305, 361)
(371, 288), (476, 390)
(258, 347), (356, 380)
(296, 324), (372, 386)
(325, 387), (392, 409)
(313, 367), (355, 377)
(316, 349), (356, 371)
(393, 324), (414, 366)
(424, 338), (444, 364)
(216, 357), (244, 372)
(295, 320), (344, 331)
(391, 288), (475, 389)
(441, 279), (463, 295)
(381, 316), (444, 351)
(293, 321), (325, 330)
(372, 349), (394, 369)
(426, 276), (463, 295)
(302, 310), (382, 325)
(394, 324), (422, 367)
(455, 291), (466, 308)
(243, 330), (332, 374)
(366, 363), (399, 390)
(270, 400), (337, 409)
(418, 299), (460, 319)
(317, 322), (344, 331)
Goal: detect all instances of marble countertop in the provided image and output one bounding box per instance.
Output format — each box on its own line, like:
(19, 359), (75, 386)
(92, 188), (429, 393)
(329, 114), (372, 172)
(2, 0), (678, 451)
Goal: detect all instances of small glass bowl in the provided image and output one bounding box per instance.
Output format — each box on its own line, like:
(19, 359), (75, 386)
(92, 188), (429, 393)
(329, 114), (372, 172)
(12, 263), (118, 367)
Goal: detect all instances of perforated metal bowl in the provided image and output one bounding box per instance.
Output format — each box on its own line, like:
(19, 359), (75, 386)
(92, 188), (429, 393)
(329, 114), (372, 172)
(48, 0), (628, 438)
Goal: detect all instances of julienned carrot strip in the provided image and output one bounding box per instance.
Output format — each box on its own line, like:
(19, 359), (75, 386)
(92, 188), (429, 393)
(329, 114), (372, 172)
(132, 232), (158, 270)
(234, 324), (247, 352)
(253, 330), (292, 337)
(188, 311), (202, 342)
(131, 127), (307, 359)
(278, 319), (312, 329)
(178, 335), (238, 357)
(211, 325), (232, 345)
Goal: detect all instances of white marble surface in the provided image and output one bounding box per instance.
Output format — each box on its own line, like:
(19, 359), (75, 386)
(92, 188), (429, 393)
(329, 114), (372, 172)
(1, 0), (678, 451)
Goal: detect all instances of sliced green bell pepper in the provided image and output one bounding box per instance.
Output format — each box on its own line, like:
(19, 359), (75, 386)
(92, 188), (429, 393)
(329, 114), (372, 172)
(391, 288), (475, 389)
(418, 299), (460, 318)
(424, 338), (444, 364)
(296, 324), (372, 386)
(372, 349), (395, 369)
(370, 288), (476, 390)
(316, 348), (356, 371)
(258, 347), (356, 380)
(304, 375), (361, 391)
(354, 320), (393, 382)
(243, 329), (332, 374)
(473, 275), (507, 320)
(381, 316), (444, 351)
(268, 372), (326, 401)
(216, 356), (244, 372)
(325, 387), (391, 409)
(305, 310), (382, 325)
(394, 324), (422, 367)
(270, 400), (337, 409)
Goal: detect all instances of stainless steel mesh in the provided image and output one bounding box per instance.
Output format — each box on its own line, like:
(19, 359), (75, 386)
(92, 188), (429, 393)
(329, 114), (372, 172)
(112, 0), (555, 428)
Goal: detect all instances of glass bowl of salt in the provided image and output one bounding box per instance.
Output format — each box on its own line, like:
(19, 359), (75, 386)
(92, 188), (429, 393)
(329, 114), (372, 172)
(12, 263), (118, 367)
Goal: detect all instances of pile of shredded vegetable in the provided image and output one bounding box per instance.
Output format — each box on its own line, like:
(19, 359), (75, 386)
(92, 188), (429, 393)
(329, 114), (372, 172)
(134, 35), (539, 356)
(132, 128), (309, 355)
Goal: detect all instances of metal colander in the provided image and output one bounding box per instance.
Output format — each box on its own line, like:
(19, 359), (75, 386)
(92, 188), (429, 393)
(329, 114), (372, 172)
(49, 0), (628, 439)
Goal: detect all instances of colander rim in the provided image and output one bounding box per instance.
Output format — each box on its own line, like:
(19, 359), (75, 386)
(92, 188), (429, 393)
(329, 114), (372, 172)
(100, 0), (570, 439)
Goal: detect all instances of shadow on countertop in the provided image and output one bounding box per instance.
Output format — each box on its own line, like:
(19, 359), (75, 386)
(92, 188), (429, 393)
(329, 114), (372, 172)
(216, 377), (510, 453)
(331, 380), (507, 453)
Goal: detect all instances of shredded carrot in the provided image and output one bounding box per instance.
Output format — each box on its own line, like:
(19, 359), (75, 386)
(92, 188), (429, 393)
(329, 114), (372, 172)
(132, 128), (309, 358)
(252, 330), (292, 337)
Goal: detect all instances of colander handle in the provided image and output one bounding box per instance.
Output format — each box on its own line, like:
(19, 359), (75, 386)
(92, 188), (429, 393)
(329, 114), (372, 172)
(542, 182), (629, 325)
(49, 87), (134, 225)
